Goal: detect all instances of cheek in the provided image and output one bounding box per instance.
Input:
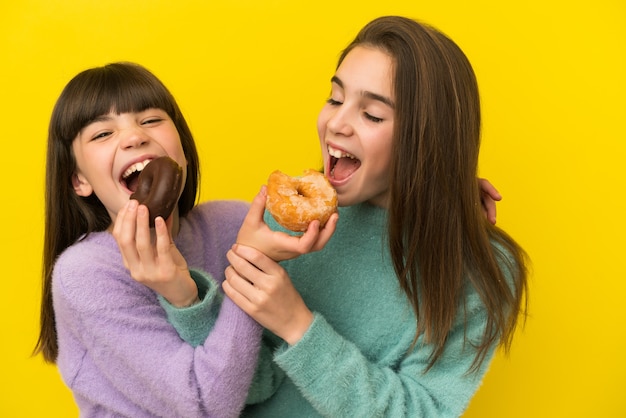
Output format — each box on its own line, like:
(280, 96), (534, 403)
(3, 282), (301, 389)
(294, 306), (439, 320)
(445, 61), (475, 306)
(165, 137), (187, 167)
(172, 151), (187, 171)
(71, 147), (90, 175)
(371, 134), (394, 175)
(316, 111), (327, 141)
(317, 115), (328, 153)
(71, 140), (83, 163)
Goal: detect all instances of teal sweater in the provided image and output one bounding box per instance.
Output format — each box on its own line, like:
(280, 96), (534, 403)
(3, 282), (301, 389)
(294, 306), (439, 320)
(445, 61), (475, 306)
(173, 203), (499, 417)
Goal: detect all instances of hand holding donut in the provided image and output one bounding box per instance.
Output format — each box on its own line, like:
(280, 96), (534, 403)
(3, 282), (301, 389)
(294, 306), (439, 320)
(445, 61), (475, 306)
(237, 186), (338, 262)
(113, 156), (197, 308)
(113, 199), (199, 308)
(236, 170), (339, 262)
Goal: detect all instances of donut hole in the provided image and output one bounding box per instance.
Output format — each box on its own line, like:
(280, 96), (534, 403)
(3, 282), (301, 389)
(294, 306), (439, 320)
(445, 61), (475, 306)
(295, 182), (315, 198)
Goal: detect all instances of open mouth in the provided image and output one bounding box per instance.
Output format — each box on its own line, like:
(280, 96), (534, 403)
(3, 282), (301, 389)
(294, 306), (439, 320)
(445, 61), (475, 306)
(121, 159), (153, 192)
(328, 145), (361, 181)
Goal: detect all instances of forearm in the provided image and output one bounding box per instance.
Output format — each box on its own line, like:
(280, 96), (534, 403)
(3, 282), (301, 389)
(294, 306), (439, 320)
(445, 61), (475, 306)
(55, 266), (262, 417)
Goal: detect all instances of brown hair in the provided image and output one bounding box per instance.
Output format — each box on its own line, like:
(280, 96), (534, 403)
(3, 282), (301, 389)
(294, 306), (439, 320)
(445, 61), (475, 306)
(339, 16), (529, 371)
(34, 62), (200, 363)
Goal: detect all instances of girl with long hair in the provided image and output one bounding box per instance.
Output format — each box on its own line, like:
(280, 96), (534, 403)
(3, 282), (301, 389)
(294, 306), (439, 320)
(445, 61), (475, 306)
(34, 62), (266, 417)
(224, 16), (529, 417)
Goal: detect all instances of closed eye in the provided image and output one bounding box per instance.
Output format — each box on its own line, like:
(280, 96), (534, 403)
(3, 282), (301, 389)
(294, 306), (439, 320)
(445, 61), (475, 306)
(142, 117), (163, 125)
(365, 113), (383, 123)
(91, 131), (112, 141)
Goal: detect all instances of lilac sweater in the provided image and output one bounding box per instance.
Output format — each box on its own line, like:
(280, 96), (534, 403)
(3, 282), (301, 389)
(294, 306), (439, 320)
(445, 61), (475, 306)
(52, 200), (262, 418)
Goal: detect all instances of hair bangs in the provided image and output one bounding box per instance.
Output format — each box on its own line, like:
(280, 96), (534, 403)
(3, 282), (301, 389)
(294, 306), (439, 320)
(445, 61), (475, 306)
(52, 63), (175, 145)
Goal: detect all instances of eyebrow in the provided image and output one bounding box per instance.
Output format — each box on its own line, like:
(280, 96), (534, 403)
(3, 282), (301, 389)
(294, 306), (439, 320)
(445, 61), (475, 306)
(331, 76), (395, 109)
(77, 114), (113, 137)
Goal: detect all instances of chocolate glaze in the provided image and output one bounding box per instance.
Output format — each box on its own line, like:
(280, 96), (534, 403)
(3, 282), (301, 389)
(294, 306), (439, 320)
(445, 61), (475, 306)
(130, 156), (183, 227)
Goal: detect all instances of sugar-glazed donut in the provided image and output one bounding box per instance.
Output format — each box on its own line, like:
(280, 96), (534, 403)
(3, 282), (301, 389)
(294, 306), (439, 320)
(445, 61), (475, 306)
(266, 169), (338, 232)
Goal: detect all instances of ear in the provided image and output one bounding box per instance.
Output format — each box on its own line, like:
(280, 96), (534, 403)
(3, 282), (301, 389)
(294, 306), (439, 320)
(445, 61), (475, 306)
(72, 172), (94, 197)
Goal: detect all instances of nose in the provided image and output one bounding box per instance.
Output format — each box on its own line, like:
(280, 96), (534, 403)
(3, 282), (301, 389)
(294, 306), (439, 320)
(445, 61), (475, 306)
(325, 104), (354, 137)
(119, 126), (149, 149)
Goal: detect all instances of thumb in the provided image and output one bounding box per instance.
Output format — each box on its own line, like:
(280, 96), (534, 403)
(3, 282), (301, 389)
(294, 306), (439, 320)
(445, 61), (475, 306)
(244, 185), (268, 225)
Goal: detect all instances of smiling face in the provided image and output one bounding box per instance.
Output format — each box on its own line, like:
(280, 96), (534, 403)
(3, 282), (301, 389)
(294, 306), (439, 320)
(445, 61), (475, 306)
(71, 108), (187, 224)
(317, 45), (395, 208)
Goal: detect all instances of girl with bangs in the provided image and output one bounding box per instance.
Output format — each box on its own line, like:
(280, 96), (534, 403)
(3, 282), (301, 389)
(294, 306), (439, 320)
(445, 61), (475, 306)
(34, 62), (271, 417)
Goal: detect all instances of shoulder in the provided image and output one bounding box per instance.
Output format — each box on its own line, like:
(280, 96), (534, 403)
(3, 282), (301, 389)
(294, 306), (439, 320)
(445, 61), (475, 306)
(54, 231), (122, 277)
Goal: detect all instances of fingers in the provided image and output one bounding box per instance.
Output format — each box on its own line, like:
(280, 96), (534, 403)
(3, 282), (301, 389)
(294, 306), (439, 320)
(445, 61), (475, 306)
(112, 201), (195, 306)
(111, 200), (128, 238)
(244, 186), (268, 227)
(294, 220), (322, 251)
(223, 256), (263, 315)
(312, 213), (338, 251)
(222, 271), (256, 313)
(135, 205), (155, 262)
(291, 212), (339, 253)
(224, 246), (313, 344)
(236, 186), (272, 250)
(236, 186), (338, 262)
(227, 245), (272, 281)
(154, 216), (173, 256)
(478, 178), (500, 225)
(227, 244), (291, 290)
(479, 178), (502, 201)
(113, 200), (177, 279)
(481, 195), (497, 225)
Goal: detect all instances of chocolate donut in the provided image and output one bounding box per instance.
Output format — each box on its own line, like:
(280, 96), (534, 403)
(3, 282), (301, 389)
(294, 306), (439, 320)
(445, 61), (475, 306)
(130, 156), (184, 227)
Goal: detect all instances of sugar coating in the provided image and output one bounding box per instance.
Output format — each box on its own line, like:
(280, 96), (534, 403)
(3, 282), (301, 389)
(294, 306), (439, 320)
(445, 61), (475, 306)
(266, 169), (338, 232)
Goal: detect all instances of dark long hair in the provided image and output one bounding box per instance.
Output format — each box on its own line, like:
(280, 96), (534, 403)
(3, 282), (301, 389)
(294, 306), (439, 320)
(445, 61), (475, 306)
(339, 16), (529, 371)
(33, 62), (200, 363)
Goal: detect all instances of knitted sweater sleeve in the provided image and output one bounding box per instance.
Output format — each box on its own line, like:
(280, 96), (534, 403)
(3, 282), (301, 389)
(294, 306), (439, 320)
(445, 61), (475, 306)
(272, 302), (494, 418)
(158, 269), (223, 347)
(53, 233), (262, 418)
(161, 273), (286, 405)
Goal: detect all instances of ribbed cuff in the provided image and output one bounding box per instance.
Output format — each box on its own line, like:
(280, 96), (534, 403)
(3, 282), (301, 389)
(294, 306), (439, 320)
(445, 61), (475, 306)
(274, 313), (343, 388)
(158, 269), (223, 347)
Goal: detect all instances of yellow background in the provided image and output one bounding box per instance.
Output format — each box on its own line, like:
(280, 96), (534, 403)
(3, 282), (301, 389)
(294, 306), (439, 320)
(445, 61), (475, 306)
(1, 1), (624, 416)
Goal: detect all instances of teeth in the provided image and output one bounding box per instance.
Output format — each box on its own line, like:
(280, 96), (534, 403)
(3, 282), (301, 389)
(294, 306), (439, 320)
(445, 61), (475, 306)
(328, 145), (356, 159)
(122, 159), (152, 179)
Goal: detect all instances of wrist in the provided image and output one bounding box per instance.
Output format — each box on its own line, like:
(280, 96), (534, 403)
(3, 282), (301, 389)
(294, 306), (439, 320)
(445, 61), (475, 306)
(283, 309), (314, 346)
(165, 270), (200, 308)
(174, 295), (200, 308)
(167, 293), (199, 308)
